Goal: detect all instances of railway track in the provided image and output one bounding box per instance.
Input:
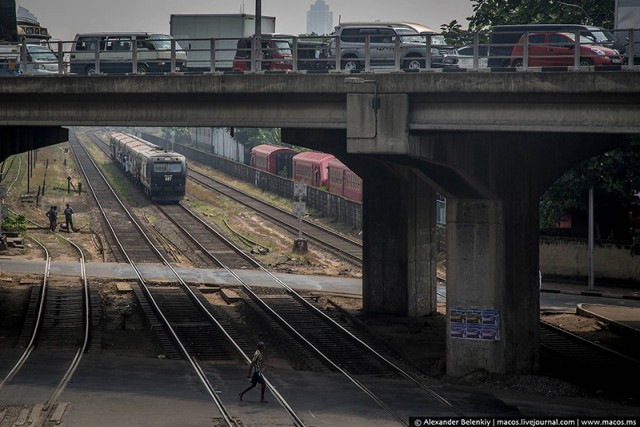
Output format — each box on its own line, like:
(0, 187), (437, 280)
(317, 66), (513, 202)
(187, 168), (363, 266)
(0, 230), (91, 427)
(75, 129), (465, 423)
(540, 320), (640, 398)
(69, 133), (168, 263)
(157, 203), (257, 270)
(80, 128), (640, 414)
(70, 130), (306, 425)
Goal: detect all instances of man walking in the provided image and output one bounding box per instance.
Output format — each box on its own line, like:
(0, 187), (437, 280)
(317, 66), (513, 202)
(64, 203), (74, 232)
(239, 342), (267, 403)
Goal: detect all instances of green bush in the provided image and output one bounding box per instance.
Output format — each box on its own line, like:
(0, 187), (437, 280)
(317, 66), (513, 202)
(2, 212), (27, 233)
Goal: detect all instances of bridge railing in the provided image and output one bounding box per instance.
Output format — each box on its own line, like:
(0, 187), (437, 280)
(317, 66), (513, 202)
(10, 29), (640, 76)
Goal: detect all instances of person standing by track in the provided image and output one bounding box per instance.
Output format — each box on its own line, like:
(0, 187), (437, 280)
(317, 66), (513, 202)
(64, 203), (74, 232)
(46, 205), (57, 231)
(239, 342), (267, 403)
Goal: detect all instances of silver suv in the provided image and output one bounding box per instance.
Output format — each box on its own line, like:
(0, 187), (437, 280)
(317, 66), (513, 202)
(328, 24), (457, 71)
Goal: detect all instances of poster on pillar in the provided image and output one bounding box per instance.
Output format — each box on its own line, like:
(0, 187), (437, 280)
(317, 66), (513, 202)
(450, 308), (500, 341)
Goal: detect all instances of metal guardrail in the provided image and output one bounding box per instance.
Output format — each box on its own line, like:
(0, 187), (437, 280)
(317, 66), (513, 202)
(5, 29), (640, 76)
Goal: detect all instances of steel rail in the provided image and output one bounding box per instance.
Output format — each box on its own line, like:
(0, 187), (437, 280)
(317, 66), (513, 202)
(39, 234), (91, 413)
(185, 163), (460, 417)
(0, 211), (92, 426)
(69, 134), (236, 426)
(187, 169), (363, 265)
(159, 203), (413, 424)
(71, 132), (303, 427)
(0, 235), (49, 391)
(82, 129), (455, 422)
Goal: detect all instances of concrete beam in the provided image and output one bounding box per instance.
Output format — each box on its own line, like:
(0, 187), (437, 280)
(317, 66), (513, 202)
(1, 73), (639, 133)
(347, 93), (409, 154)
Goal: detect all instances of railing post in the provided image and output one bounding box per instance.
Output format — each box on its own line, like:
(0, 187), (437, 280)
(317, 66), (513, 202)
(334, 35), (341, 70)
(424, 33), (432, 70)
(473, 32), (480, 70)
(574, 30), (581, 70)
(523, 31), (529, 70)
(292, 36), (298, 72)
(132, 36), (138, 74)
(628, 29), (636, 68)
(57, 40), (64, 75)
(364, 34), (371, 72)
(171, 39), (176, 73)
(94, 40), (100, 74)
(394, 35), (401, 71)
(210, 38), (216, 73)
(20, 40), (28, 75)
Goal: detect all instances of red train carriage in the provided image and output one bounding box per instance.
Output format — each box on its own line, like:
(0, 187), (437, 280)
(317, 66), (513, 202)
(292, 152), (335, 188)
(328, 158), (363, 202)
(250, 144), (297, 178)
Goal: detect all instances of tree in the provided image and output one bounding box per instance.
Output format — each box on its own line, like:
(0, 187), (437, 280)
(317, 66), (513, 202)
(161, 127), (191, 140)
(540, 137), (640, 239)
(467, 0), (615, 29)
(232, 128), (282, 149)
(440, 20), (475, 46)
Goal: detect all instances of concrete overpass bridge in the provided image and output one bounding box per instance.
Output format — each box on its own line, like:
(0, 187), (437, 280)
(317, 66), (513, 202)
(1, 71), (639, 377)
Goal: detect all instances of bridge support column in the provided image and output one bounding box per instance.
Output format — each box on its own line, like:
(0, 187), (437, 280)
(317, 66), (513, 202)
(362, 164), (437, 317)
(406, 131), (623, 376)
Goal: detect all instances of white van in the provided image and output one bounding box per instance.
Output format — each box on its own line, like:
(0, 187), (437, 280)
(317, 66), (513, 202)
(69, 32), (187, 75)
(22, 44), (59, 75)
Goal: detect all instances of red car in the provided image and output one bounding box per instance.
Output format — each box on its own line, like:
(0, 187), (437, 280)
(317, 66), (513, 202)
(510, 32), (622, 67)
(232, 34), (294, 72)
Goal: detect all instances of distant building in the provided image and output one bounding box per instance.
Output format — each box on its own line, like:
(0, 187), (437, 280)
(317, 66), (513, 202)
(306, 0), (333, 35)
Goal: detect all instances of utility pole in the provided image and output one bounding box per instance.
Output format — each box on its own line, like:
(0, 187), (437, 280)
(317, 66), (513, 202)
(588, 187), (595, 290)
(254, 0), (262, 71)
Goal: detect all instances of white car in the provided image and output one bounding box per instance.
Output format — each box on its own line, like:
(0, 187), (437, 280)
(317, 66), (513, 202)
(23, 44), (59, 75)
(456, 45), (488, 69)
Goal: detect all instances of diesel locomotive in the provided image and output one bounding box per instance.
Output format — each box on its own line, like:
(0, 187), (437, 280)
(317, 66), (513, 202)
(110, 132), (187, 203)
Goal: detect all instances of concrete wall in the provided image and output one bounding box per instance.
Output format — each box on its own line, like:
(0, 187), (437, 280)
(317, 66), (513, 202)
(540, 237), (640, 282)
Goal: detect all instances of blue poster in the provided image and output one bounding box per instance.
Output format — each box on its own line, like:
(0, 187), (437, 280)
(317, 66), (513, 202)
(450, 308), (501, 341)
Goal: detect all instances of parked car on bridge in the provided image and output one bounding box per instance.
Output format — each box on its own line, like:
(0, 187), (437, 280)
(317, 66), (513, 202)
(489, 24), (623, 67)
(22, 43), (59, 75)
(509, 32), (623, 67)
(70, 32), (187, 75)
(456, 44), (488, 69)
(327, 23), (457, 71)
(232, 34), (293, 72)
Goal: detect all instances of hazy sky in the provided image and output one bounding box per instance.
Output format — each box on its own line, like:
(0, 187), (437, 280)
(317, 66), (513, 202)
(17, 0), (475, 43)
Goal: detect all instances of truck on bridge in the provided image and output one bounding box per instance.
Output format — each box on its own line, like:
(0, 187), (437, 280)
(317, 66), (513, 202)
(170, 13), (277, 72)
(615, 0), (640, 64)
(0, 0), (20, 75)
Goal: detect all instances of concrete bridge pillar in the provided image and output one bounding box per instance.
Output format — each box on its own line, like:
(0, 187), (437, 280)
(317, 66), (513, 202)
(281, 127), (439, 317)
(361, 164), (437, 316)
(406, 131), (623, 376)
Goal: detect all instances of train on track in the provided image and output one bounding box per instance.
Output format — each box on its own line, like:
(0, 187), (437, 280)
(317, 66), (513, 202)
(110, 132), (187, 203)
(250, 144), (363, 202)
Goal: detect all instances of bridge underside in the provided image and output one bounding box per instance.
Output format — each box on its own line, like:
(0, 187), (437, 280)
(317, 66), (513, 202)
(0, 126), (69, 163)
(2, 72), (636, 377)
(283, 126), (623, 376)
